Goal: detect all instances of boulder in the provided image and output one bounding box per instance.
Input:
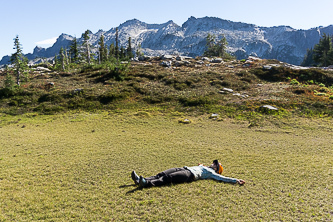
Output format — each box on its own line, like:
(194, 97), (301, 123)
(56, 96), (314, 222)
(183, 60), (191, 65)
(161, 61), (172, 67)
(176, 56), (183, 61)
(209, 113), (219, 119)
(222, 88), (234, 93)
(160, 55), (174, 60)
(138, 55), (152, 61)
(36, 67), (51, 72)
(248, 56), (262, 61)
(211, 58), (223, 63)
(175, 61), (183, 67)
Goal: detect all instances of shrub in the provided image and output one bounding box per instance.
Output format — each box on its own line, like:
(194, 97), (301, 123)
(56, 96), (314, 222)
(290, 79), (300, 85)
(318, 87), (330, 93)
(307, 80), (314, 85)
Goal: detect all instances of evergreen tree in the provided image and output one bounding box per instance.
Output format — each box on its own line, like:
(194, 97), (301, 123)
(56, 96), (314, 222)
(64, 48), (69, 65)
(126, 37), (133, 59)
(70, 37), (79, 63)
(301, 48), (316, 67)
(204, 33), (216, 57)
(10, 35), (27, 86)
(4, 65), (14, 90)
(109, 43), (115, 59)
(82, 30), (91, 64)
(203, 34), (229, 58)
(59, 47), (65, 71)
(329, 49), (333, 65)
(120, 46), (125, 60)
(115, 27), (119, 60)
(313, 33), (333, 67)
(98, 34), (108, 63)
(54, 54), (58, 66)
(136, 43), (144, 57)
(216, 36), (228, 57)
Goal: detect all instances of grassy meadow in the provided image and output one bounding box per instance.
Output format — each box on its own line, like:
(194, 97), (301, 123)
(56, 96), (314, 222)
(0, 111), (332, 221)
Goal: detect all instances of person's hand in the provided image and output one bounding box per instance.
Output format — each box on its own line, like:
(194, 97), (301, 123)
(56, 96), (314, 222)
(237, 179), (245, 185)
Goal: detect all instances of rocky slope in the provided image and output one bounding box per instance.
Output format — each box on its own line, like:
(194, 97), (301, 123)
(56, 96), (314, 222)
(1, 16), (333, 66)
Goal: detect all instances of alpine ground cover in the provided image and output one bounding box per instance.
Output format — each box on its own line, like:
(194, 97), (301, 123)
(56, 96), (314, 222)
(1, 58), (333, 121)
(0, 112), (332, 221)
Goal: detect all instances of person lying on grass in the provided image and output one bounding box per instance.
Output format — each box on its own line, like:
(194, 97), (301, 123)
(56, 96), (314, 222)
(131, 160), (245, 188)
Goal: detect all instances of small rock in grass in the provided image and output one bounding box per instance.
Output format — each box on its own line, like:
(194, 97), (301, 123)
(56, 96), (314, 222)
(261, 105), (278, 111)
(178, 118), (191, 124)
(222, 88), (234, 93)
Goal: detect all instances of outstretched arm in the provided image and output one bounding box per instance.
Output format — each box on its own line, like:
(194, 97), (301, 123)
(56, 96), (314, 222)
(236, 179), (245, 185)
(209, 172), (245, 185)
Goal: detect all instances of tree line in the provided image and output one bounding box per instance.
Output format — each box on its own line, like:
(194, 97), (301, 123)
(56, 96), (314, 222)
(301, 33), (333, 67)
(4, 31), (230, 89)
(55, 28), (138, 71)
(4, 28), (141, 88)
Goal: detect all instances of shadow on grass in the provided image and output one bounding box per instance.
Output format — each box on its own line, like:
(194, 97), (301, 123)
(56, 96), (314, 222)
(119, 184), (142, 194)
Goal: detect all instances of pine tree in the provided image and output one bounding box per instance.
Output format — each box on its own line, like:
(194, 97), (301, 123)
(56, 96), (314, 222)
(4, 65), (14, 90)
(54, 54), (58, 66)
(82, 30), (91, 65)
(203, 34), (229, 58)
(120, 46), (125, 60)
(115, 27), (119, 60)
(313, 33), (333, 67)
(126, 37), (133, 59)
(59, 47), (65, 71)
(301, 48), (316, 67)
(109, 43), (115, 59)
(70, 37), (79, 63)
(10, 35), (27, 86)
(64, 48), (69, 65)
(98, 34), (108, 63)
(216, 36), (228, 58)
(136, 43), (143, 57)
(204, 33), (216, 57)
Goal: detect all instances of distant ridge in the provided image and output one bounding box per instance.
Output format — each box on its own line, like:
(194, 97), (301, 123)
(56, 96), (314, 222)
(1, 16), (333, 66)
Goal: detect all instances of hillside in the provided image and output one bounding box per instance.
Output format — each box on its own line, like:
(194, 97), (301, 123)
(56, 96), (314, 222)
(1, 16), (333, 66)
(0, 56), (332, 126)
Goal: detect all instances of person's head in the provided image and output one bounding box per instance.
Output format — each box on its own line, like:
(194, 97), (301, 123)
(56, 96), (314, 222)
(209, 160), (223, 174)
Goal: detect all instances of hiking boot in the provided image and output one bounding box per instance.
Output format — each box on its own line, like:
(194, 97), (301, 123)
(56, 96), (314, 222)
(131, 171), (139, 185)
(139, 176), (147, 188)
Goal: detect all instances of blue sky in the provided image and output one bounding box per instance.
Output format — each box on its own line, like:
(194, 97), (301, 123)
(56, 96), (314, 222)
(1, 0), (332, 59)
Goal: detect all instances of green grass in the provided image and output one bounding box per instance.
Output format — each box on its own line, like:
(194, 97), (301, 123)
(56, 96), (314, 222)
(0, 112), (332, 221)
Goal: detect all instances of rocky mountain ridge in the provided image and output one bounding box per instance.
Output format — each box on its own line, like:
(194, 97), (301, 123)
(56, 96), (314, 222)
(1, 16), (333, 66)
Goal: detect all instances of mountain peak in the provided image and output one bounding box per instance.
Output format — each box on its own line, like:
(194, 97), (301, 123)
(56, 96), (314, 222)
(1, 16), (333, 66)
(119, 19), (147, 28)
